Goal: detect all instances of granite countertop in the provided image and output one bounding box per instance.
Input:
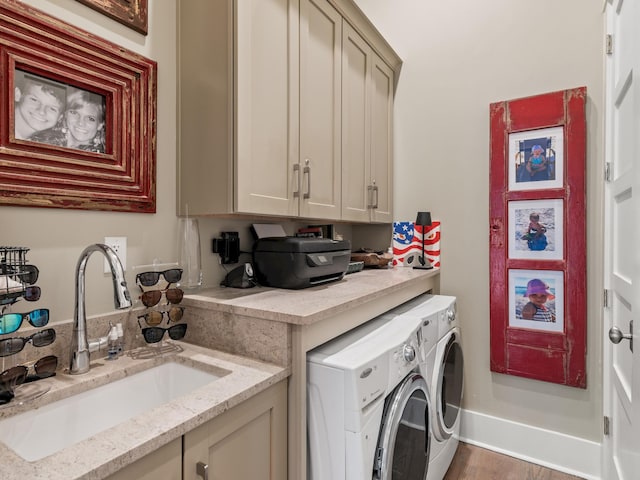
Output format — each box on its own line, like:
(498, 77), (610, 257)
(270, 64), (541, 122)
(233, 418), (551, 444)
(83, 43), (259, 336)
(183, 267), (440, 325)
(0, 342), (288, 480)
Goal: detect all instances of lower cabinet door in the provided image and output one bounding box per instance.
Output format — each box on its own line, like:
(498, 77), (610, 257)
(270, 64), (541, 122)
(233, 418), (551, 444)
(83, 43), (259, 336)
(105, 438), (182, 480)
(183, 381), (288, 480)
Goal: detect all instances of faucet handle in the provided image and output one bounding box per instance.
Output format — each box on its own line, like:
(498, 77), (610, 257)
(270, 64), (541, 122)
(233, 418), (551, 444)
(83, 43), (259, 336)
(89, 335), (109, 353)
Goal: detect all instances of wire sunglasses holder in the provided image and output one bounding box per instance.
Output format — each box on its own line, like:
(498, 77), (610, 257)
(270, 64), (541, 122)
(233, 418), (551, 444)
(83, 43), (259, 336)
(0, 247), (41, 308)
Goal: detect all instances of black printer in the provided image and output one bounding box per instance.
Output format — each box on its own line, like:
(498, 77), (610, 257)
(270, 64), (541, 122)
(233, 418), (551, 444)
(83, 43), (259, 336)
(252, 237), (351, 289)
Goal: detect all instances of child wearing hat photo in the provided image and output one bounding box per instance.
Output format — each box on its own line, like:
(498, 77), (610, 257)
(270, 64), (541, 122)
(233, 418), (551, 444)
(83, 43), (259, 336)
(521, 278), (556, 322)
(525, 144), (549, 181)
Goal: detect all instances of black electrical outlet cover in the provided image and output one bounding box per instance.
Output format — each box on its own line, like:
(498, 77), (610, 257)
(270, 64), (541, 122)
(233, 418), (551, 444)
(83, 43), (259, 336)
(213, 232), (240, 264)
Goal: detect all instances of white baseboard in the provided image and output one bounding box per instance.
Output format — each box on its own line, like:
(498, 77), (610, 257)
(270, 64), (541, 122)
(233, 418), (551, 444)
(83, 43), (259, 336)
(459, 409), (601, 480)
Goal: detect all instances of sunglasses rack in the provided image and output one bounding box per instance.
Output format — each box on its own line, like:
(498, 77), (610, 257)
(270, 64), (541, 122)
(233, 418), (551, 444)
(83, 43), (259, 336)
(0, 247), (55, 406)
(0, 246), (40, 307)
(132, 261), (188, 350)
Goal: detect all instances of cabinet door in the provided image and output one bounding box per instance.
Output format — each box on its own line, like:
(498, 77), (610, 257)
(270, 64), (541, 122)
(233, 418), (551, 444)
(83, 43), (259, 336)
(299, 0), (342, 220)
(183, 381), (287, 480)
(235, 0), (298, 217)
(105, 438), (182, 480)
(178, 0), (233, 216)
(369, 55), (394, 223)
(341, 21), (372, 222)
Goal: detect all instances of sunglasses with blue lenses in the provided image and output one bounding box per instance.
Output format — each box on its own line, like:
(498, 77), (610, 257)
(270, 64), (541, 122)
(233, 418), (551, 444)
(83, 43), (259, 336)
(0, 309), (49, 335)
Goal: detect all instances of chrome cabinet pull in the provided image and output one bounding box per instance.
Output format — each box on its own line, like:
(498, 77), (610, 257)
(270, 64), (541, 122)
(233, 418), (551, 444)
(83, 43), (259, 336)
(303, 159), (311, 199)
(609, 320), (633, 352)
(196, 461), (209, 480)
(372, 184), (379, 209)
(367, 184), (379, 209)
(293, 164), (300, 198)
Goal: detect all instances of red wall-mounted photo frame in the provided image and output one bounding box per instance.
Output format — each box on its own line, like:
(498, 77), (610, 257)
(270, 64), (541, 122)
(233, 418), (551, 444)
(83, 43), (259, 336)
(0, 1), (157, 213)
(489, 87), (587, 388)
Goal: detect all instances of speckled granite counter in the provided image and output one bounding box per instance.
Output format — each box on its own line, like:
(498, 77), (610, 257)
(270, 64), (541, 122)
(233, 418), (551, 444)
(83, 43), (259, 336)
(183, 267), (441, 325)
(0, 343), (288, 480)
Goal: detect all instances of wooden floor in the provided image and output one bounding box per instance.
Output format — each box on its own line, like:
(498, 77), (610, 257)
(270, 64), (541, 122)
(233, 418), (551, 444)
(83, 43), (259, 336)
(443, 442), (585, 480)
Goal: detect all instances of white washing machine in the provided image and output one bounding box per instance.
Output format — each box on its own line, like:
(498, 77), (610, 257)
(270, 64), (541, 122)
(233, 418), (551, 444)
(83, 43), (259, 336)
(307, 293), (457, 480)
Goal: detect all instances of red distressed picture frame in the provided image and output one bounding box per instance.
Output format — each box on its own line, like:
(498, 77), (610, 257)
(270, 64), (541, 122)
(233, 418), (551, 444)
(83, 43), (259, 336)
(489, 87), (587, 388)
(75, 0), (148, 35)
(0, 1), (157, 212)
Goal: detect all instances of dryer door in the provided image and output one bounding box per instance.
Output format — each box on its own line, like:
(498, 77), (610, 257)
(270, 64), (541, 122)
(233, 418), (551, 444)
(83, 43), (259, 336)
(433, 327), (464, 441)
(373, 372), (430, 480)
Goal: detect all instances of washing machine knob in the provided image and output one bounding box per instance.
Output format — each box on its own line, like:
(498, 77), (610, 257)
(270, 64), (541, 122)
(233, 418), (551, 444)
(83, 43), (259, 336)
(446, 308), (456, 323)
(402, 344), (416, 363)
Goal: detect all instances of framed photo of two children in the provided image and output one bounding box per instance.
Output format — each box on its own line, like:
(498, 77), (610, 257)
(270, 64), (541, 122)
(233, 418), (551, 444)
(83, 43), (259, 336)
(0, 1), (157, 213)
(489, 87), (587, 388)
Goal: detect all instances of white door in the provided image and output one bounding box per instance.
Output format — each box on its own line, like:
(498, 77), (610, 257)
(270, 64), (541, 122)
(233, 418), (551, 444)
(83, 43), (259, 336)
(603, 0), (640, 478)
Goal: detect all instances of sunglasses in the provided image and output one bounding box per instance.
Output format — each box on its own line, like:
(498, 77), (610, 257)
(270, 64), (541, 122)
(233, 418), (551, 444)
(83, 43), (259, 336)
(17, 265), (39, 285)
(139, 288), (184, 308)
(135, 269), (183, 287)
(0, 328), (56, 357)
(0, 355), (58, 389)
(137, 307), (185, 327)
(140, 324), (187, 344)
(0, 308), (49, 335)
(0, 286), (41, 306)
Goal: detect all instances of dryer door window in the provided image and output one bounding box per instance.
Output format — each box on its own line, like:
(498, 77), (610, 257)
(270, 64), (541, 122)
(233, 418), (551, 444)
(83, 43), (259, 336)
(441, 332), (464, 430)
(374, 373), (430, 480)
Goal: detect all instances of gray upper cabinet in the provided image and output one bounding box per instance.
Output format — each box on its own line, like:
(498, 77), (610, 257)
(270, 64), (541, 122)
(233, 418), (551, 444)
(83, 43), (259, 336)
(177, 0), (401, 222)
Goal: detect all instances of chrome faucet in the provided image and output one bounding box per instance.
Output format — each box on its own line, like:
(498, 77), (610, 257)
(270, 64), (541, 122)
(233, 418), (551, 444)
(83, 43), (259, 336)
(69, 244), (132, 375)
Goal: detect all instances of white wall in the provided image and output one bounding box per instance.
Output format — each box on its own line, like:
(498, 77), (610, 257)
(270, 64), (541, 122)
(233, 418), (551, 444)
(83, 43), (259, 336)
(355, 0), (605, 445)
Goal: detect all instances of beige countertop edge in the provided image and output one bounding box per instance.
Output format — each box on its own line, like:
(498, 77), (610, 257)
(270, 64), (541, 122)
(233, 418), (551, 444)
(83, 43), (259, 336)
(182, 267), (440, 325)
(0, 342), (289, 480)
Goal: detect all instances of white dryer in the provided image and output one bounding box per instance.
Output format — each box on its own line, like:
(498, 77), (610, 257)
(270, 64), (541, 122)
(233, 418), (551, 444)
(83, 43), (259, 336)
(307, 293), (458, 480)
(401, 295), (464, 480)
(429, 296), (463, 480)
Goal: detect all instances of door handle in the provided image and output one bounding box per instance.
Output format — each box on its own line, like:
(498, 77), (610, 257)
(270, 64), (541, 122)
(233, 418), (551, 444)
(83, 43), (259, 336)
(609, 320), (633, 352)
(196, 461), (209, 480)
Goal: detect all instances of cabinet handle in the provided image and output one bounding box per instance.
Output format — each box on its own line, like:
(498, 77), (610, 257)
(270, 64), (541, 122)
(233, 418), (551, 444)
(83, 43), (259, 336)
(293, 164), (300, 198)
(196, 461), (209, 480)
(372, 184), (379, 209)
(367, 185), (374, 209)
(303, 161), (311, 199)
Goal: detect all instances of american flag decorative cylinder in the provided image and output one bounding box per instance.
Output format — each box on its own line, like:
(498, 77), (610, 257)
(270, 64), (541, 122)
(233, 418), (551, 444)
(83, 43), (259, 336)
(392, 218), (441, 268)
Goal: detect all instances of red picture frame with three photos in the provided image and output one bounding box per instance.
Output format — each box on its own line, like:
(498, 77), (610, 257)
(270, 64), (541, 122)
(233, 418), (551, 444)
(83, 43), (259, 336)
(489, 87), (587, 388)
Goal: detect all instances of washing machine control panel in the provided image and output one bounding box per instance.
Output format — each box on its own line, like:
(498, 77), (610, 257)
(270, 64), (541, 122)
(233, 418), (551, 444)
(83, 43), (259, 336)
(389, 334), (420, 386)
